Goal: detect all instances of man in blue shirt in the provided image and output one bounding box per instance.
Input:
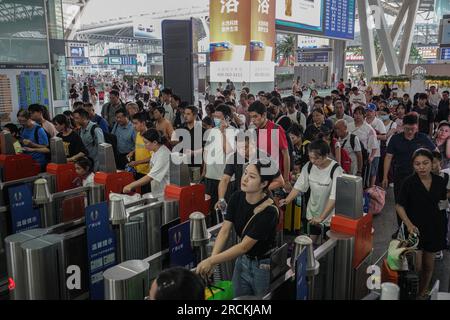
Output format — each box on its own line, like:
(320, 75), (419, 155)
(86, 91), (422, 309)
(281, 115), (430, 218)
(111, 108), (136, 170)
(83, 103), (109, 134)
(382, 113), (437, 227)
(17, 109), (50, 171)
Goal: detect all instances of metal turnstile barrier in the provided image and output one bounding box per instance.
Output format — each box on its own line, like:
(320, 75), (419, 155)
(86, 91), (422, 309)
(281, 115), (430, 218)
(103, 260), (150, 300)
(0, 173), (56, 293)
(103, 221), (232, 300)
(5, 184), (105, 300)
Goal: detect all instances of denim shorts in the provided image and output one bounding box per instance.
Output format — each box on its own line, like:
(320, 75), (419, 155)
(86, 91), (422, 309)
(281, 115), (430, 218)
(369, 157), (380, 177)
(232, 255), (271, 298)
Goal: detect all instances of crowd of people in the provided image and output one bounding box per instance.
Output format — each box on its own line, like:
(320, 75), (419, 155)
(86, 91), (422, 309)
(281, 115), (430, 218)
(4, 76), (450, 300)
(68, 75), (164, 108)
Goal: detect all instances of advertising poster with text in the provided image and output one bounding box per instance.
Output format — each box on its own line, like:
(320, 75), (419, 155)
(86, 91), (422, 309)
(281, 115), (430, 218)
(250, 0), (276, 82)
(210, 0), (276, 83)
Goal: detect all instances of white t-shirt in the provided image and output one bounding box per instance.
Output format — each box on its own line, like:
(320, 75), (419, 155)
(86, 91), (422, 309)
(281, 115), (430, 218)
(294, 160), (343, 226)
(384, 120), (398, 146)
(367, 117), (387, 155)
(147, 145), (171, 196)
(367, 117), (387, 136)
(163, 103), (175, 124)
(338, 133), (362, 175)
(204, 127), (237, 181)
(287, 110), (307, 130)
(350, 92), (367, 112)
(82, 172), (95, 187)
(352, 121), (380, 157)
(358, 85), (367, 93)
(428, 93), (442, 107)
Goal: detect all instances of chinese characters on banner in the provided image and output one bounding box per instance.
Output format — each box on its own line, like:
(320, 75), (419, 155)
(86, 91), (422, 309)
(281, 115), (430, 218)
(169, 221), (195, 269)
(8, 184), (41, 233)
(85, 202), (117, 300)
(210, 0), (275, 83)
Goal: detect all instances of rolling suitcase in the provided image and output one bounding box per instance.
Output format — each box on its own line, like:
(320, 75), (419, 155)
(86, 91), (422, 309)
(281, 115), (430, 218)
(284, 195), (302, 234)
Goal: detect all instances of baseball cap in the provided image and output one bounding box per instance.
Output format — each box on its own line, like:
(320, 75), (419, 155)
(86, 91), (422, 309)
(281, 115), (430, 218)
(366, 103), (377, 112)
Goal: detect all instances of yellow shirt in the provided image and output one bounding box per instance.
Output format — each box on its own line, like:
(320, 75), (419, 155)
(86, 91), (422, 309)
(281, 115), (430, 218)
(135, 132), (152, 174)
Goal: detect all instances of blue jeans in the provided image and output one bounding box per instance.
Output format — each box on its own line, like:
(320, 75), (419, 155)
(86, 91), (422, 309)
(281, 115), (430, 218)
(232, 255), (271, 298)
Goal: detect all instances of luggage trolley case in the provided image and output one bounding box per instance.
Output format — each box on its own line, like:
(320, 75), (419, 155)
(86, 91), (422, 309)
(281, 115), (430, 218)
(284, 197), (302, 234)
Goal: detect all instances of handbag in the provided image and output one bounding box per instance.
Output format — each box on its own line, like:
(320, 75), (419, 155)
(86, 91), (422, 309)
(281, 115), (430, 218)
(387, 223), (419, 271)
(365, 186), (386, 215)
(205, 280), (234, 300)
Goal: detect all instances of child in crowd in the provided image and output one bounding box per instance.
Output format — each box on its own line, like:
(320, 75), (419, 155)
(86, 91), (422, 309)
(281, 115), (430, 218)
(73, 157), (95, 187)
(291, 161), (302, 185)
(3, 123), (23, 154)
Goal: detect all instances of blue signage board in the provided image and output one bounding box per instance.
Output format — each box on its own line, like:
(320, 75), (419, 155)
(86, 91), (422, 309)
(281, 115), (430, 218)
(296, 249), (308, 300)
(276, 0), (355, 41)
(324, 0), (355, 40)
(8, 184), (41, 233)
(109, 49), (120, 56)
(441, 48), (450, 61)
(169, 221), (195, 269)
(297, 51), (329, 63)
(85, 202), (117, 300)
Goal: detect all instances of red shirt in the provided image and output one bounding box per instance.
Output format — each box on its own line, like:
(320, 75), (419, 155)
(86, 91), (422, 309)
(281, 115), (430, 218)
(256, 120), (288, 176)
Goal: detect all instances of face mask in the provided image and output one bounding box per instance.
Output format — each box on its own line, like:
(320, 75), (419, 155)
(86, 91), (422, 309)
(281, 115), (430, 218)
(214, 118), (221, 128)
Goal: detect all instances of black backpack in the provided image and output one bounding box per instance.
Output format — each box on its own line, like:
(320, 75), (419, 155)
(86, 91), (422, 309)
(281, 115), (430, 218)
(274, 122), (295, 171)
(342, 134), (369, 167)
(90, 124), (119, 163)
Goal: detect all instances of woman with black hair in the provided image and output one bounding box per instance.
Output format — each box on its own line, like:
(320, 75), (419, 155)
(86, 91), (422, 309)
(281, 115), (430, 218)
(396, 148), (448, 299)
(63, 110), (77, 129)
(149, 267), (205, 300)
(53, 114), (87, 162)
(74, 156), (95, 187)
(280, 139), (343, 243)
(123, 129), (171, 195)
(197, 160), (279, 298)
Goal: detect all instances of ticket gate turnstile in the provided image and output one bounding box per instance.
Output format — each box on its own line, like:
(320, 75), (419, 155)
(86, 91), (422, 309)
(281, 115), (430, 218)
(6, 194), (177, 300)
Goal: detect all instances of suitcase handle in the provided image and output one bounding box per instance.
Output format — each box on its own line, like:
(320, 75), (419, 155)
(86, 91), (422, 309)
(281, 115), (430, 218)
(306, 221), (326, 241)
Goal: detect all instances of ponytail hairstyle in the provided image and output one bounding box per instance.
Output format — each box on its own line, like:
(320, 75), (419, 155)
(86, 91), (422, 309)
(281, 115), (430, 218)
(249, 158), (278, 192)
(142, 128), (168, 146)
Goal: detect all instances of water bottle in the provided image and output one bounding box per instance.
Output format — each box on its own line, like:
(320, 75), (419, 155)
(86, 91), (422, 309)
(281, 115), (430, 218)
(295, 193), (302, 207)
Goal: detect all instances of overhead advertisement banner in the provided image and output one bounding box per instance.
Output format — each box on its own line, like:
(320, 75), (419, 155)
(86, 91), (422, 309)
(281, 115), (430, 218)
(136, 54), (148, 74)
(210, 0), (275, 83)
(250, 0), (276, 82)
(276, 0), (356, 40)
(277, 0), (323, 32)
(133, 19), (162, 40)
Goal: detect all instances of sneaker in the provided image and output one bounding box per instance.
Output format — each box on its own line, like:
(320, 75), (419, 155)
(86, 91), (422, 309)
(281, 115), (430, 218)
(435, 251), (443, 260)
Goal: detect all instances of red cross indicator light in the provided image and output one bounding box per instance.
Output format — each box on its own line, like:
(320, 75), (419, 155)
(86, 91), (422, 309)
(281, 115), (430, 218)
(8, 278), (15, 291)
